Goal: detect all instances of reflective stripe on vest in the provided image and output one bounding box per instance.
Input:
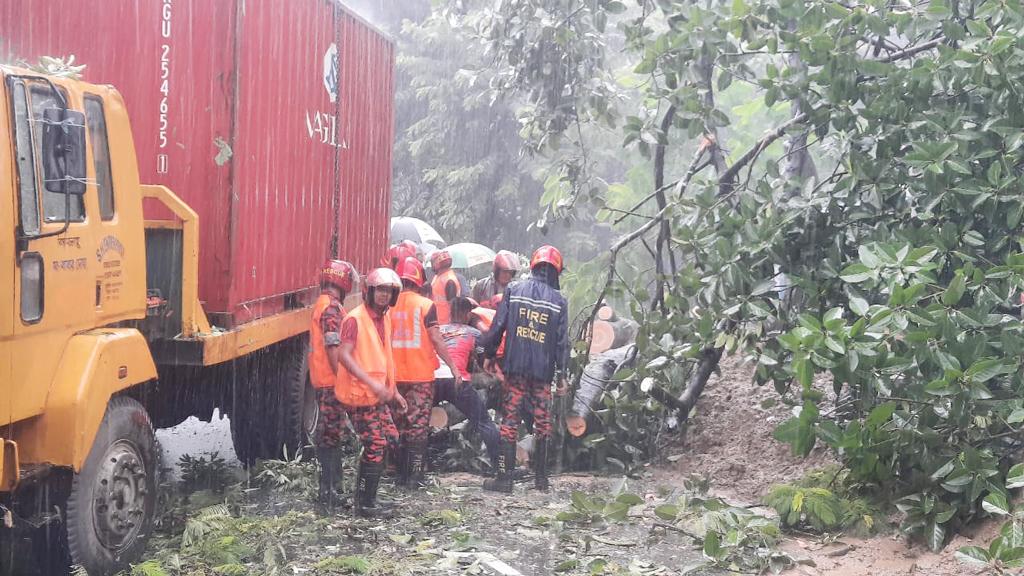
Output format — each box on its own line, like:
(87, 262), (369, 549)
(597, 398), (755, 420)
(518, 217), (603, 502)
(431, 269), (459, 325)
(391, 291), (440, 382)
(334, 304), (396, 407)
(309, 294), (344, 389)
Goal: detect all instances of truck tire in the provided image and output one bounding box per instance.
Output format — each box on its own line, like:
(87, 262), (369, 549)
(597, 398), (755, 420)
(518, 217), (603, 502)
(66, 396), (157, 576)
(230, 336), (311, 465)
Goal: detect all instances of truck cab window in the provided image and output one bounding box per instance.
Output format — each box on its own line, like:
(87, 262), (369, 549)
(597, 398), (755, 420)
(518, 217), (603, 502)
(29, 85), (85, 223)
(10, 80), (40, 236)
(85, 95), (115, 220)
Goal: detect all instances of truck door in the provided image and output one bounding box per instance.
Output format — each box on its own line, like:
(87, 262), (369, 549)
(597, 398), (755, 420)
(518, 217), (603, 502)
(6, 77), (96, 423)
(0, 83), (12, 424)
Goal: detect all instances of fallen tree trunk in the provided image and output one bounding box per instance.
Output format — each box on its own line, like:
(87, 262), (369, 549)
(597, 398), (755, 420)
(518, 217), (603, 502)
(566, 344), (638, 437)
(589, 317), (639, 356)
(647, 345), (724, 423)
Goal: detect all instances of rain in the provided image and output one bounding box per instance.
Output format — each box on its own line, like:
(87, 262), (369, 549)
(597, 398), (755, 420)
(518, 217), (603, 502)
(3, 0), (1023, 575)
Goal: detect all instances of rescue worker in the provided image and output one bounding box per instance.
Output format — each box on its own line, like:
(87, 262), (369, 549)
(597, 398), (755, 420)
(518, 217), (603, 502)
(383, 240), (419, 270)
(480, 246), (569, 493)
(430, 249), (462, 324)
(433, 297), (501, 469)
(472, 250), (520, 308)
(310, 259), (358, 513)
(391, 256), (461, 488)
(336, 267), (408, 517)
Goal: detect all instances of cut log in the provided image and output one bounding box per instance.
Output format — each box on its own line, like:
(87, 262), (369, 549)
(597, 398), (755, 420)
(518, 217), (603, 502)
(566, 345), (638, 437)
(590, 321), (616, 355)
(429, 406), (449, 429)
(597, 305), (617, 321)
(589, 317), (639, 356)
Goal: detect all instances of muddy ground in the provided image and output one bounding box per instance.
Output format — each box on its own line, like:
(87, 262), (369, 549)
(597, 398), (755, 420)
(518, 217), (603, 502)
(144, 355), (999, 575)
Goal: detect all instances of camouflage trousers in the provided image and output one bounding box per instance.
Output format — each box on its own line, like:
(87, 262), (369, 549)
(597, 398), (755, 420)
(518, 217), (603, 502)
(315, 388), (351, 449)
(499, 375), (552, 442)
(395, 381), (433, 444)
(345, 403), (399, 464)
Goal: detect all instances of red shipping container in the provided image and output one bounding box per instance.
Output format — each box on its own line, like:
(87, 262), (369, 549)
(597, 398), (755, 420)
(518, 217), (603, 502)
(0, 0), (393, 326)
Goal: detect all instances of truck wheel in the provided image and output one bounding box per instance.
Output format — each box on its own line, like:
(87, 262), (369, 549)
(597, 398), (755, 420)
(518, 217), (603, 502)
(230, 336), (310, 464)
(66, 396), (157, 576)
(301, 377), (320, 446)
(280, 336), (313, 453)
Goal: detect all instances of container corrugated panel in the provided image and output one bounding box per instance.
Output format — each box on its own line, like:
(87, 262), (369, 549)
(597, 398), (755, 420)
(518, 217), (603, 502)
(228, 0), (341, 323)
(1, 0), (393, 325)
(338, 10), (394, 276)
(0, 0), (238, 313)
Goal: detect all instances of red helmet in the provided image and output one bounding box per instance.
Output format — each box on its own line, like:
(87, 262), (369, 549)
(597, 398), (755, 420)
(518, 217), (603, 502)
(364, 267), (402, 307)
(398, 256), (426, 288)
(493, 250), (520, 275)
(530, 245), (563, 274)
(431, 249), (453, 272)
(321, 259), (357, 293)
(383, 240), (418, 270)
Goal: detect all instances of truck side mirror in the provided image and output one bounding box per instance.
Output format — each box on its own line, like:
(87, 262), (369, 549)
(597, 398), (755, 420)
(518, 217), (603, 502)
(41, 107), (87, 195)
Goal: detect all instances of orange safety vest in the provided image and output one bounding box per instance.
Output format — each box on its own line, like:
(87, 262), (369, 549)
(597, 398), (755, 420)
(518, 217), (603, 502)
(472, 306), (506, 358)
(309, 294), (345, 389)
(334, 304), (396, 407)
(391, 290), (440, 383)
(431, 268), (460, 325)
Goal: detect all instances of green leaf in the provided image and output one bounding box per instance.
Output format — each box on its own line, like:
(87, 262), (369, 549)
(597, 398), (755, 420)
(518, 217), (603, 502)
(840, 263), (874, 283)
(942, 272), (966, 306)
(1006, 464), (1024, 489)
(703, 530), (723, 560)
(865, 402), (896, 429)
(604, 0), (627, 13)
(654, 504), (680, 520)
(955, 546), (991, 565)
(850, 296), (869, 316)
(983, 492), (1011, 516)
(554, 559), (580, 572)
(927, 521), (946, 552)
(859, 245), (882, 268)
(616, 493), (644, 506)
(965, 359), (1009, 383)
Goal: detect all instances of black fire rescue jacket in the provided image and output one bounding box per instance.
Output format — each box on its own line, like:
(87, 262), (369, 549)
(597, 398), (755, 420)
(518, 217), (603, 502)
(481, 268), (569, 382)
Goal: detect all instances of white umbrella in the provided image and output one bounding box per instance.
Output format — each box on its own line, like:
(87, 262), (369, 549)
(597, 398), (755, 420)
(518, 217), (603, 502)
(446, 242), (497, 269)
(390, 216), (445, 246)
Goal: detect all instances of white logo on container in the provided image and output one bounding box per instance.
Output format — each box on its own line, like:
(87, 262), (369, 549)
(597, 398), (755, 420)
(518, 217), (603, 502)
(323, 43), (339, 103)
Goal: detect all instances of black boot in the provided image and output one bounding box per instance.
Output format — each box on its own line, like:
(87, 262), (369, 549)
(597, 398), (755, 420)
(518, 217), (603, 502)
(396, 442), (411, 488)
(355, 460), (393, 518)
(533, 437), (549, 491)
(316, 446), (343, 514)
(482, 440), (515, 493)
(407, 439), (428, 489)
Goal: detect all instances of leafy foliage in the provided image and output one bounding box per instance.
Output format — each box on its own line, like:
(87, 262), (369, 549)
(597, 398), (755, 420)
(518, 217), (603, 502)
(253, 451), (318, 499)
(764, 467), (882, 535)
(178, 452), (234, 494)
(956, 512), (1024, 572)
(653, 478), (795, 574)
(468, 0), (1024, 549)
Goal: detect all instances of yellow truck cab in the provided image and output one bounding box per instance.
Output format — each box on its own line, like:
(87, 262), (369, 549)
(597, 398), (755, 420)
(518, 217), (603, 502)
(0, 66), (317, 575)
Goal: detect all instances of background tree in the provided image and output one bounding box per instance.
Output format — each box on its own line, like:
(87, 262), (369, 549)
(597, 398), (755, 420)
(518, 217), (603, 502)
(468, 0), (1024, 550)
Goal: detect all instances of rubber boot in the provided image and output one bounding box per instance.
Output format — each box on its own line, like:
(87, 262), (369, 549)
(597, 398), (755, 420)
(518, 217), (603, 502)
(482, 440), (515, 494)
(315, 446), (343, 514)
(533, 437), (550, 492)
(355, 460), (393, 518)
(407, 439), (428, 489)
(396, 442), (411, 488)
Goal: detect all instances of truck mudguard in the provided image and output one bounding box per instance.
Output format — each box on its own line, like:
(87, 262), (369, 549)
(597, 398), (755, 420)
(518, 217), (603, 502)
(11, 329), (156, 473)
